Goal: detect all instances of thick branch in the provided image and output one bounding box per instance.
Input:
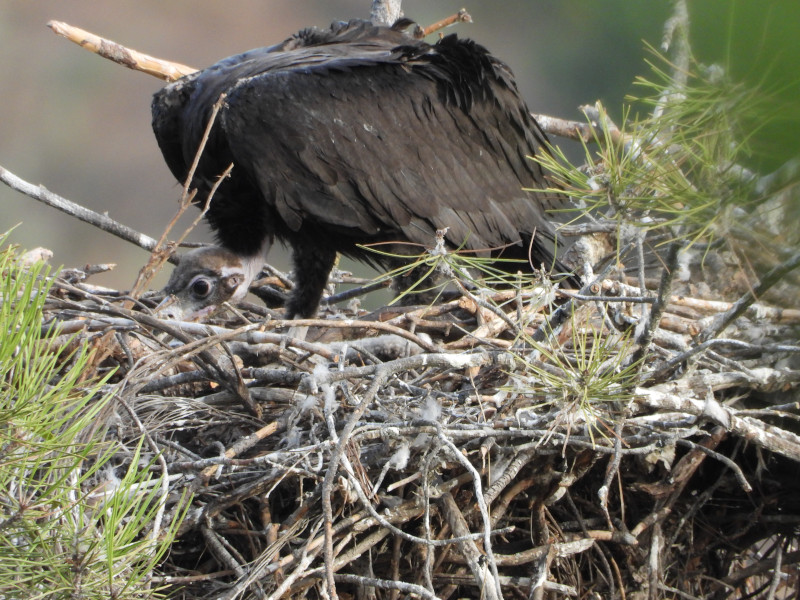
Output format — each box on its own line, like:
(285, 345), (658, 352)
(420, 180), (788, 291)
(699, 250), (800, 342)
(0, 164), (163, 257)
(370, 0), (403, 26)
(47, 20), (196, 81)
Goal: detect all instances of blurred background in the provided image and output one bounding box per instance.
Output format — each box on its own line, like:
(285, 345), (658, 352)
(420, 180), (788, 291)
(0, 1), (797, 291)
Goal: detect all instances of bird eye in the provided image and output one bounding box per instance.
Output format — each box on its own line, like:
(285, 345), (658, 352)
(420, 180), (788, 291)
(188, 276), (214, 299)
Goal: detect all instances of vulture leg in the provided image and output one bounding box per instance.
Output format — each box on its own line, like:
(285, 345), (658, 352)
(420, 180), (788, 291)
(286, 244), (337, 319)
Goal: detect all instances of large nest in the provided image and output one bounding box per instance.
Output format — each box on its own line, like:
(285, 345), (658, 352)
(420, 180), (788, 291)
(39, 238), (800, 600)
(4, 6), (799, 597)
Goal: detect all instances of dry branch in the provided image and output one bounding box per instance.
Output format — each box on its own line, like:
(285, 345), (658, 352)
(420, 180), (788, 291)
(0, 164), (162, 257)
(47, 10), (475, 83)
(369, 0), (404, 26)
(415, 9), (473, 38)
(47, 20), (196, 81)
(25, 244), (800, 599)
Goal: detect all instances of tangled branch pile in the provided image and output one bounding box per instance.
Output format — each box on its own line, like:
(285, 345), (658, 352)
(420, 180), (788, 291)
(3, 3), (799, 598)
(36, 237), (800, 599)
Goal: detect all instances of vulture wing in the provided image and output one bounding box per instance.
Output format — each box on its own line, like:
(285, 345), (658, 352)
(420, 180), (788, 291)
(152, 20), (574, 318)
(220, 33), (565, 255)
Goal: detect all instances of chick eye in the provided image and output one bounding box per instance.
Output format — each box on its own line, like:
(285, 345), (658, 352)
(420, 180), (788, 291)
(188, 276), (214, 299)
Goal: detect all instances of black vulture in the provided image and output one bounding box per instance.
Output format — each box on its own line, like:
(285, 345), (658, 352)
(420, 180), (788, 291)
(153, 18), (574, 319)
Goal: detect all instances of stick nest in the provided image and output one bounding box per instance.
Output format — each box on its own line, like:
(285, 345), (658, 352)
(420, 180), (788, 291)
(40, 247), (800, 600)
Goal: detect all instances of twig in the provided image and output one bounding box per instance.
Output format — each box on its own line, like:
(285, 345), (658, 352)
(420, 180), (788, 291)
(414, 9), (473, 38)
(454, 278), (522, 338)
(439, 493), (501, 600)
(483, 447), (537, 509)
(131, 95), (232, 299)
(47, 9), (471, 86)
(333, 574), (440, 600)
(755, 156), (800, 197)
(447, 538), (594, 567)
(434, 573), (578, 597)
(721, 549), (800, 589)
(436, 429), (503, 600)
(47, 20), (196, 81)
(532, 105), (624, 145)
(201, 525), (246, 579)
(198, 421), (280, 482)
(648, 523), (662, 600)
(659, 0), (691, 93)
(598, 418), (626, 529)
(489, 477), (535, 529)
(650, 337), (800, 383)
(320, 364), (393, 600)
(634, 385), (800, 461)
(323, 278), (392, 306)
(259, 543), (319, 600)
(342, 448), (514, 547)
(699, 250), (800, 342)
(675, 438), (751, 492)
(629, 242), (681, 370)
(532, 239), (639, 343)
(0, 164), (163, 257)
(265, 316), (438, 353)
(564, 292), (655, 304)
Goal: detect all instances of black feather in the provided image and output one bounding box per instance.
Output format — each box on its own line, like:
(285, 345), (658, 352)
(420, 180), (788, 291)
(152, 19), (574, 318)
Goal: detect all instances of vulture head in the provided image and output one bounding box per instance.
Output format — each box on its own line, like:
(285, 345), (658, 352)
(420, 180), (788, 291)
(159, 247), (260, 321)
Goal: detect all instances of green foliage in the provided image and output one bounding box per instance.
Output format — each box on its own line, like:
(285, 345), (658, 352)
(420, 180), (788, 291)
(359, 232), (570, 308)
(360, 239), (519, 303)
(361, 240), (642, 446)
(0, 233), (182, 599)
(509, 310), (642, 445)
(688, 0), (800, 171)
(536, 44), (787, 251)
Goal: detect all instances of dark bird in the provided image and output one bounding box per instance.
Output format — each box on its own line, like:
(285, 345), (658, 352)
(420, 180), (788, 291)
(153, 18), (573, 320)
